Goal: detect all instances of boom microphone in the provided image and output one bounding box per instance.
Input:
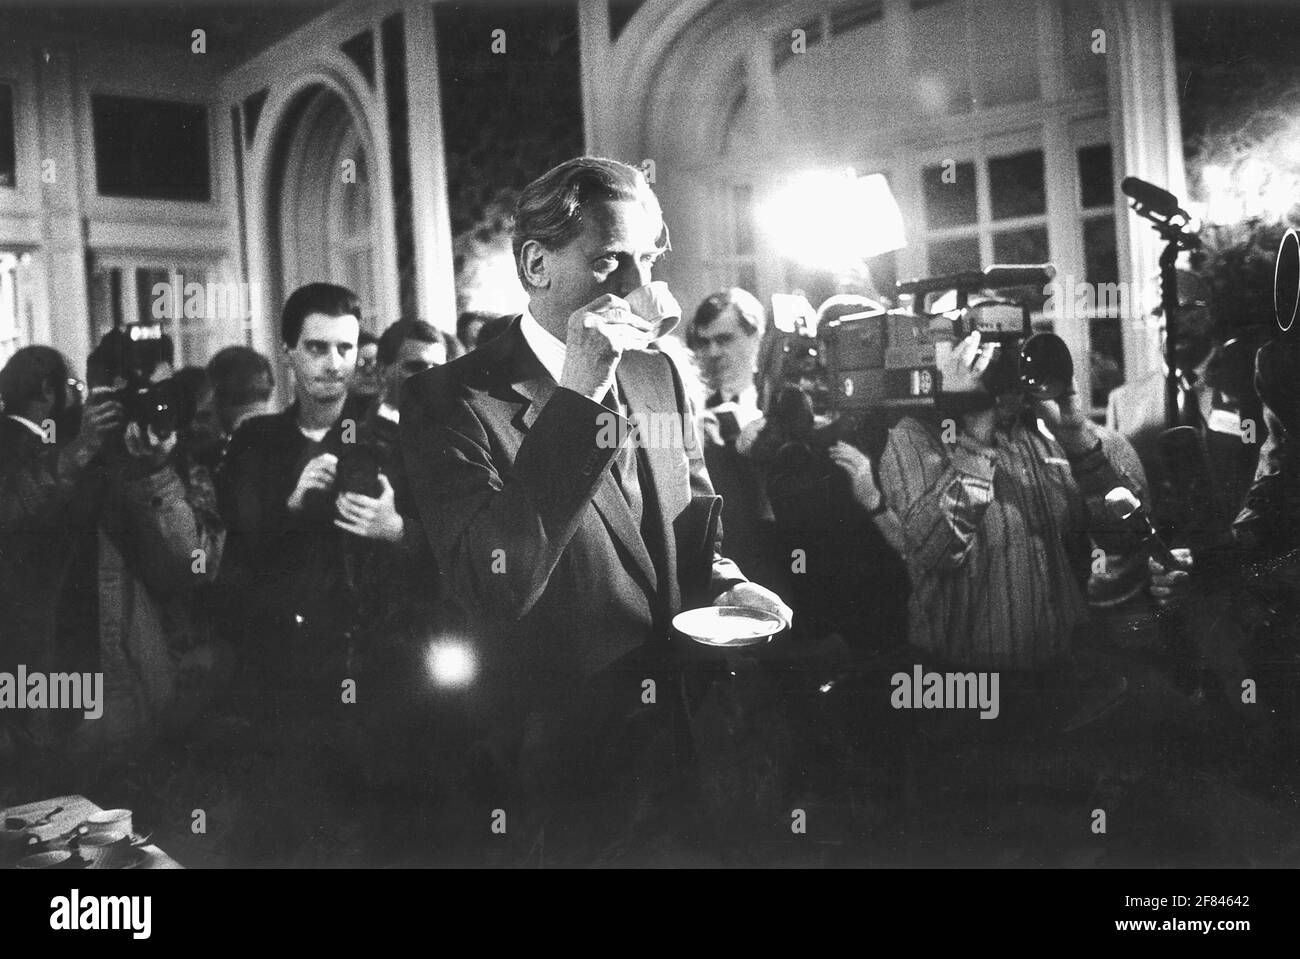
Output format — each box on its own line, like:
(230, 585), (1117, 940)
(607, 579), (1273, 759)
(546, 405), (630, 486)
(1120, 177), (1187, 220)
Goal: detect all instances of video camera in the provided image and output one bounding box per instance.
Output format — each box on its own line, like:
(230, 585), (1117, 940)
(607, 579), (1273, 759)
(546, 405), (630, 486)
(818, 264), (1073, 411)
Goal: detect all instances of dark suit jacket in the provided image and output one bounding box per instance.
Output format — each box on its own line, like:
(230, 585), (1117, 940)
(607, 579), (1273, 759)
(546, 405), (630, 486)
(215, 398), (368, 641)
(1234, 339), (1300, 557)
(0, 417), (101, 677)
(399, 318), (746, 719)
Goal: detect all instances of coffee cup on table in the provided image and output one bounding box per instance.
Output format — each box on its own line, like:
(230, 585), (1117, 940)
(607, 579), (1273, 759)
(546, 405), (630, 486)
(625, 281), (682, 340)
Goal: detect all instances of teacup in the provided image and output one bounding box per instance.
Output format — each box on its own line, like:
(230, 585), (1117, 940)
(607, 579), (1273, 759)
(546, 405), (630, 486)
(625, 281), (682, 339)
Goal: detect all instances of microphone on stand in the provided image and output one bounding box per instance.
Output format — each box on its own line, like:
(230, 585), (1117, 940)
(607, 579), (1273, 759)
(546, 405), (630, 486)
(1120, 177), (1188, 219)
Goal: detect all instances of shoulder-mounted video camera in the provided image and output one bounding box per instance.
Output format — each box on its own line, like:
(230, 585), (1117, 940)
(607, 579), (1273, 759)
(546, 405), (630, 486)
(819, 264), (1073, 411)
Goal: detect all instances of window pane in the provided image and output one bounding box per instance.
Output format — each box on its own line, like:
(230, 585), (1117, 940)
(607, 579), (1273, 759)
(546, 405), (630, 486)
(1082, 215), (1119, 285)
(1078, 144), (1114, 209)
(988, 149), (1045, 220)
(923, 160), (977, 228)
(0, 84), (14, 188)
(928, 235), (981, 276)
(1090, 316), (1125, 408)
(992, 226), (1049, 263)
(92, 95), (210, 202)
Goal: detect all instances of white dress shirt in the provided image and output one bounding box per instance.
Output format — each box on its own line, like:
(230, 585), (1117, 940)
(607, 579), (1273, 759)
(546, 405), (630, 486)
(520, 308), (568, 385)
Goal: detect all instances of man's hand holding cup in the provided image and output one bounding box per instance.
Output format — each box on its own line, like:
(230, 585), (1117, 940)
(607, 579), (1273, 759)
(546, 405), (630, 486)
(559, 294), (655, 400)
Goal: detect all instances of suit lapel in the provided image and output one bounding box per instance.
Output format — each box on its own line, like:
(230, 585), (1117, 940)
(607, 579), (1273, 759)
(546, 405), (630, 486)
(502, 323), (660, 597)
(618, 359), (681, 610)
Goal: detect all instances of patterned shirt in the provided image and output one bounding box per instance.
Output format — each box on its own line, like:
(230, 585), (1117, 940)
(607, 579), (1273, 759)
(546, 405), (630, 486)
(880, 415), (1145, 669)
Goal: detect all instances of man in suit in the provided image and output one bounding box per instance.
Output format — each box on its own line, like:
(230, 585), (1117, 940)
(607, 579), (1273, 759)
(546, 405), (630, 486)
(400, 157), (790, 862)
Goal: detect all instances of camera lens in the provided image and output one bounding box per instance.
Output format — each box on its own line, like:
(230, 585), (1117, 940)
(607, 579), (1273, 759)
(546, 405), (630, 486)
(1020, 332), (1073, 401)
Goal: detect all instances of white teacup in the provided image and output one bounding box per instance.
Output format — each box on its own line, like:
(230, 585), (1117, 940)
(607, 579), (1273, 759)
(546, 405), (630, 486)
(625, 281), (682, 339)
(83, 808), (133, 837)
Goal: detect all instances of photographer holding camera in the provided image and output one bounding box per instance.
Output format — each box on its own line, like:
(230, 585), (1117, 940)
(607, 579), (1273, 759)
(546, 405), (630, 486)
(61, 325), (227, 767)
(742, 295), (911, 650)
(875, 323), (1175, 687)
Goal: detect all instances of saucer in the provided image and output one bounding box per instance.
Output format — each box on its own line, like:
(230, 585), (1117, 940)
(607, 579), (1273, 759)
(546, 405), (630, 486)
(673, 605), (786, 647)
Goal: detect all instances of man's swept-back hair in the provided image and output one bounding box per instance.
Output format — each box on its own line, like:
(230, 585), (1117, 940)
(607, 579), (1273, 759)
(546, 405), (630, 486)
(280, 282), (361, 347)
(0, 345), (67, 413)
(512, 156), (668, 288)
(687, 287), (766, 349)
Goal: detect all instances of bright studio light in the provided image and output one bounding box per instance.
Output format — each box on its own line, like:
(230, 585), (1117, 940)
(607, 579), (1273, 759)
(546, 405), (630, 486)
(426, 640), (477, 689)
(762, 169), (907, 270)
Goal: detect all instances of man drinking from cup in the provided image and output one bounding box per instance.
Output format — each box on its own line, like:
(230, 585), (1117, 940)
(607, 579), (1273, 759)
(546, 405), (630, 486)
(400, 157), (789, 863)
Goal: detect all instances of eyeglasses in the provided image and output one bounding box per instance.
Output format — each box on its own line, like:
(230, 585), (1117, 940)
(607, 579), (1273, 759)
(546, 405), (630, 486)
(1153, 299), (1208, 316)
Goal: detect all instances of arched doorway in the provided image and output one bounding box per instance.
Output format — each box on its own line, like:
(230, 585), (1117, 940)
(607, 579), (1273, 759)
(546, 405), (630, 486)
(269, 84), (380, 331)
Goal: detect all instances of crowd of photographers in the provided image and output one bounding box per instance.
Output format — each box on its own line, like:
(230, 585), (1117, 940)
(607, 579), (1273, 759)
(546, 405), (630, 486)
(1, 255), (1297, 832)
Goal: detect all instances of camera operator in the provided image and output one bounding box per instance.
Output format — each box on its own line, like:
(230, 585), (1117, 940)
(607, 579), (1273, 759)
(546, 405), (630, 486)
(68, 326), (226, 766)
(741, 295), (910, 650)
(877, 325), (1180, 688)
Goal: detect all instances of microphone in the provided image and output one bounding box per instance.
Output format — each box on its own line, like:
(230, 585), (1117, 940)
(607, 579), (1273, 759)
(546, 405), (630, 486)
(1104, 486), (1184, 571)
(1120, 177), (1187, 219)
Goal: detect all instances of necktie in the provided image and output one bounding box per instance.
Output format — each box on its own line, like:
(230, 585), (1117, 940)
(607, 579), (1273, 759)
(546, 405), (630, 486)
(707, 391), (741, 444)
(1177, 370), (1203, 429)
(603, 384), (643, 527)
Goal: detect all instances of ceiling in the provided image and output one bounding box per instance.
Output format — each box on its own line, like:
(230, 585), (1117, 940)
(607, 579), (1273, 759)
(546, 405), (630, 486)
(0, 1), (337, 67)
